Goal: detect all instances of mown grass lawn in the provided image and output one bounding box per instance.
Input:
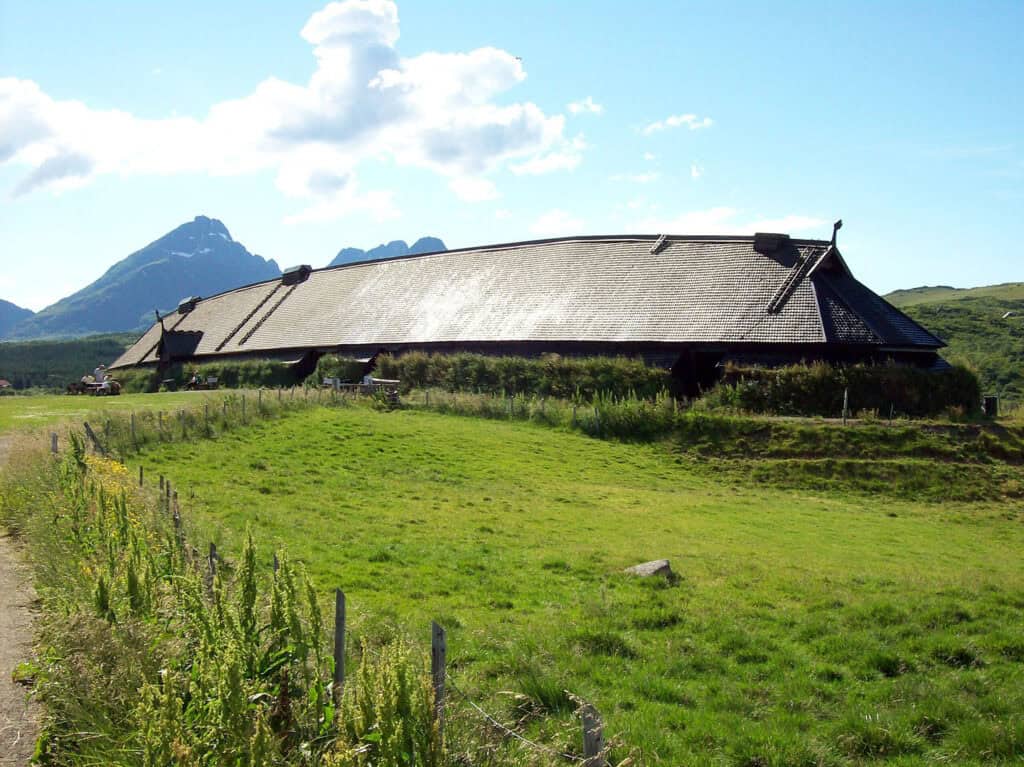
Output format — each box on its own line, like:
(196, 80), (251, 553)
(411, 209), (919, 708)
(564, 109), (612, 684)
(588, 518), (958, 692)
(0, 391), (224, 433)
(137, 405), (1024, 765)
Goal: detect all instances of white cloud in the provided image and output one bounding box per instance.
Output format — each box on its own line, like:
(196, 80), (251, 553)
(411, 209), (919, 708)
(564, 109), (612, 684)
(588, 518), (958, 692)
(494, 208), (512, 219)
(529, 208), (584, 236)
(510, 150), (580, 175)
(567, 96), (603, 115)
(636, 207), (825, 235)
(643, 152), (656, 161)
(0, 0), (573, 220)
(641, 113), (713, 135)
(690, 163), (703, 179)
(283, 184), (399, 225)
(449, 176), (499, 202)
(509, 133), (587, 175)
(610, 171), (660, 184)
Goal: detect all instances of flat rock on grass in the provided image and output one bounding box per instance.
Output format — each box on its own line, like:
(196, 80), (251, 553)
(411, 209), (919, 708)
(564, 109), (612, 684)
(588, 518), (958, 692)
(625, 559), (675, 579)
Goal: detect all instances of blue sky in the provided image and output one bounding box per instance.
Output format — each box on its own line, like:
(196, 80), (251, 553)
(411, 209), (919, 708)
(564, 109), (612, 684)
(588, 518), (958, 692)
(1, 0), (1021, 311)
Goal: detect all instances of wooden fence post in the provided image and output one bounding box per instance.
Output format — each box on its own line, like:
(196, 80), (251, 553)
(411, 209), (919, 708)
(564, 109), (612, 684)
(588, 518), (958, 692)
(333, 589), (346, 702)
(83, 422), (107, 456)
(431, 621), (447, 743)
(159, 474), (165, 493)
(138, 465), (144, 487)
(172, 494), (182, 545)
(207, 543), (217, 593)
(842, 387), (849, 425)
(582, 703), (607, 767)
(50, 432), (58, 454)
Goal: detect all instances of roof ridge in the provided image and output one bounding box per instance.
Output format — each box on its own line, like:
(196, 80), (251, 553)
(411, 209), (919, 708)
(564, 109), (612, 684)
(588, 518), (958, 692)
(316, 233), (833, 273)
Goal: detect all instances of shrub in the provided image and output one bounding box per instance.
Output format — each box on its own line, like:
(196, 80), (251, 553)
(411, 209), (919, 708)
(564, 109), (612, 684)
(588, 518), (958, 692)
(112, 366), (161, 393)
(191, 359), (296, 389)
(113, 359), (299, 392)
(315, 355), (368, 384)
(703, 361), (981, 418)
(372, 351), (671, 402)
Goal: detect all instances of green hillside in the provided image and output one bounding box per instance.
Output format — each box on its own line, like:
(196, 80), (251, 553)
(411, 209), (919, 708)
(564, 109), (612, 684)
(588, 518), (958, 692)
(886, 282), (1024, 308)
(0, 333), (137, 389)
(886, 284), (1024, 404)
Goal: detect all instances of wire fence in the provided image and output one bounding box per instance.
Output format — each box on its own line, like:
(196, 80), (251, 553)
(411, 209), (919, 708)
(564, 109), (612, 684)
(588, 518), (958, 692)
(446, 674), (588, 763)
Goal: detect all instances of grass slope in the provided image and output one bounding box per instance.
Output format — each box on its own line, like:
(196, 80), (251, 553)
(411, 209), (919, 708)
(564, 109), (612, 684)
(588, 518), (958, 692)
(885, 281), (1024, 403)
(900, 301), (1023, 402)
(885, 283), (1024, 308)
(136, 406), (1024, 765)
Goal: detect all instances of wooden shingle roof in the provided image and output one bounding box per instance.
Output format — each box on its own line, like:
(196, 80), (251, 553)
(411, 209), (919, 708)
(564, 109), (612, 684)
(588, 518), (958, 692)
(110, 234), (943, 369)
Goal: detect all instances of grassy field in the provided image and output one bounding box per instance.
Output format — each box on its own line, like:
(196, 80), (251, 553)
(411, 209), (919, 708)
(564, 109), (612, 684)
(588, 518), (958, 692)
(132, 405), (1024, 765)
(0, 391), (223, 433)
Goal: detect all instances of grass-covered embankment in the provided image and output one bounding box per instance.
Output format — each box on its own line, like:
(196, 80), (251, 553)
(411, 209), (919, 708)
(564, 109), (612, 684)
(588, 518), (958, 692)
(131, 404), (1024, 765)
(395, 388), (1024, 502)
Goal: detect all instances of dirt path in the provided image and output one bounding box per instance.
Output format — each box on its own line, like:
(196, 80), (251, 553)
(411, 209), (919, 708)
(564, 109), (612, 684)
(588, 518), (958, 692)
(0, 436), (40, 765)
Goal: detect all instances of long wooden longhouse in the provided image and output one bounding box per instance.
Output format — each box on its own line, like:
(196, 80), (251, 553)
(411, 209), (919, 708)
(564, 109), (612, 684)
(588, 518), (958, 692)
(110, 229), (945, 393)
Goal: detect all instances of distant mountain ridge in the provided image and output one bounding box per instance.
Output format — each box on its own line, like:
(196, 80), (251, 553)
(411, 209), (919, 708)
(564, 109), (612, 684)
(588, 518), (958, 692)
(0, 299), (34, 338)
(329, 237), (446, 267)
(5, 216), (281, 340)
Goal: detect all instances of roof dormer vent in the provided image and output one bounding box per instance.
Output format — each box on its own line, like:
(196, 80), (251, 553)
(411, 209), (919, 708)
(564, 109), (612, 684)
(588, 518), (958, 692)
(282, 264), (312, 286)
(177, 296), (200, 314)
(753, 232), (790, 254)
(649, 234), (669, 254)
